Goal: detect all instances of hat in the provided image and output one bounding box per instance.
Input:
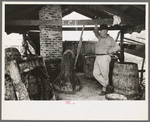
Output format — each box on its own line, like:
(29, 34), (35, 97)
(99, 24), (108, 30)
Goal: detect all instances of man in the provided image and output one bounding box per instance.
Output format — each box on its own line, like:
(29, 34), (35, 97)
(93, 24), (120, 95)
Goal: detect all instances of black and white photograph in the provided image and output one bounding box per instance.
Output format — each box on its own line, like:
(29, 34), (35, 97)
(2, 1), (148, 120)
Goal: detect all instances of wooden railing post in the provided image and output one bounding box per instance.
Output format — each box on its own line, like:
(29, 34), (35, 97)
(120, 28), (125, 63)
(8, 60), (30, 100)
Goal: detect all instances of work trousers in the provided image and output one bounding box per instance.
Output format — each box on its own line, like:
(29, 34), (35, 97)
(93, 55), (111, 91)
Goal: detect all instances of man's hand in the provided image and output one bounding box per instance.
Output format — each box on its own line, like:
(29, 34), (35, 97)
(94, 24), (98, 30)
(107, 50), (115, 56)
(93, 24), (101, 40)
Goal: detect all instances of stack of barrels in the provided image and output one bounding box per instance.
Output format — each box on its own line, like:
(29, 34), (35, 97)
(5, 47), (54, 100)
(5, 48), (22, 100)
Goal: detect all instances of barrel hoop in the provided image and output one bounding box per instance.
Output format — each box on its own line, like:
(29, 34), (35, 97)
(114, 87), (139, 94)
(114, 85), (139, 91)
(112, 73), (139, 78)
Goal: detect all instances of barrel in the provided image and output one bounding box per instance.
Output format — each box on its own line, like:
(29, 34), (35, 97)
(5, 47), (22, 75)
(83, 55), (96, 79)
(84, 55), (118, 79)
(25, 71), (54, 100)
(27, 74), (42, 100)
(5, 75), (17, 100)
(5, 47), (21, 62)
(112, 62), (139, 98)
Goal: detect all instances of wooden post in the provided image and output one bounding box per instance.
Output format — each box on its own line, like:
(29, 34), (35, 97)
(8, 60), (30, 100)
(74, 25), (85, 69)
(140, 50), (145, 85)
(22, 32), (27, 44)
(22, 32), (27, 56)
(115, 31), (120, 42)
(120, 28), (125, 62)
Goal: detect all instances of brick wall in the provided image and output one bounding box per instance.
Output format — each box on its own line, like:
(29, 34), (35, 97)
(39, 5), (62, 61)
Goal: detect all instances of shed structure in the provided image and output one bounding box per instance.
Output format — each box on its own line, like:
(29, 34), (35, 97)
(4, 4), (146, 100)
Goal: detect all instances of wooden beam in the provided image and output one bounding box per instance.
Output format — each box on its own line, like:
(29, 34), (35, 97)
(6, 18), (132, 26)
(94, 5), (143, 25)
(124, 37), (145, 45)
(6, 20), (40, 26)
(62, 26), (122, 31)
(6, 25), (135, 35)
(124, 48), (145, 58)
(123, 40), (145, 58)
(5, 26), (39, 34)
(62, 19), (114, 26)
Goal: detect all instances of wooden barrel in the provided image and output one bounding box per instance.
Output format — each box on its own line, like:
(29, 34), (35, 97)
(26, 74), (45, 100)
(112, 62), (139, 98)
(83, 55), (96, 79)
(84, 55), (118, 79)
(5, 48), (22, 75)
(5, 75), (17, 100)
(23, 69), (54, 100)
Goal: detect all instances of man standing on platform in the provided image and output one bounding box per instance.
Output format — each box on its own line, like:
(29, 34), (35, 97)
(93, 24), (120, 95)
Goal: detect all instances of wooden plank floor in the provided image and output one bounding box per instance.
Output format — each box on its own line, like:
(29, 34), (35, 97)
(54, 73), (108, 100)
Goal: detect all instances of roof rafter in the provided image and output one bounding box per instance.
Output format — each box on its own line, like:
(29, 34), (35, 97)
(72, 7), (94, 19)
(120, 5), (130, 12)
(133, 5), (145, 11)
(62, 9), (74, 17)
(6, 5), (43, 21)
(73, 6), (111, 19)
(93, 5), (143, 25)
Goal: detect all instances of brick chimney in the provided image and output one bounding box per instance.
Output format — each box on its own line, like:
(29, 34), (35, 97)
(39, 5), (62, 75)
(39, 5), (62, 61)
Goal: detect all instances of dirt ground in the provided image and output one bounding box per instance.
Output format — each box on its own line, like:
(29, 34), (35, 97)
(54, 73), (108, 100)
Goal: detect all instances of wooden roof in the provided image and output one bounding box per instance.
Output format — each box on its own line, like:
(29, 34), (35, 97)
(5, 5), (146, 34)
